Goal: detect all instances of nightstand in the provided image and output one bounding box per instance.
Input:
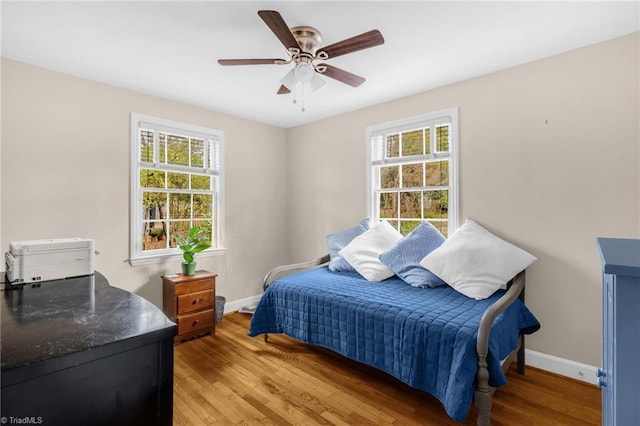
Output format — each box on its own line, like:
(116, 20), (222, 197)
(162, 270), (217, 344)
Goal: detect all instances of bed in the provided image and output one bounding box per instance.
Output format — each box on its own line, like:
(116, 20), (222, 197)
(249, 255), (540, 425)
(249, 221), (540, 425)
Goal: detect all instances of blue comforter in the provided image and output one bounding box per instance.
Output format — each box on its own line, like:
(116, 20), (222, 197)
(249, 267), (540, 421)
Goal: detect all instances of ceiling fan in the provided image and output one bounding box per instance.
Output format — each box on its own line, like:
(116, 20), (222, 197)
(218, 10), (384, 96)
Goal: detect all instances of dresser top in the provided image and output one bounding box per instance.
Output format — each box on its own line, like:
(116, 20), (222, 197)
(1, 272), (176, 371)
(597, 237), (640, 277)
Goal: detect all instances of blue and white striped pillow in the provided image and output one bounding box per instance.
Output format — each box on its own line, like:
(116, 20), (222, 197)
(379, 221), (446, 288)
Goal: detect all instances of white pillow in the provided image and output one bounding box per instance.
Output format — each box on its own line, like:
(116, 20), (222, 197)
(339, 221), (403, 282)
(420, 219), (537, 300)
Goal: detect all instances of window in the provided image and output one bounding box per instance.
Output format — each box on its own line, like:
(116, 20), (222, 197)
(366, 108), (458, 237)
(130, 113), (224, 265)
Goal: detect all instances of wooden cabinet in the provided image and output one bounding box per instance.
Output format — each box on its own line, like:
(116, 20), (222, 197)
(163, 271), (216, 344)
(596, 238), (640, 425)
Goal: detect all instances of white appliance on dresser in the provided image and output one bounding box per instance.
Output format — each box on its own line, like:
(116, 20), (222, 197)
(5, 238), (95, 284)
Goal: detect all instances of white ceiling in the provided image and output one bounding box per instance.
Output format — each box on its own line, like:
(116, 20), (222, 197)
(2, 1), (638, 128)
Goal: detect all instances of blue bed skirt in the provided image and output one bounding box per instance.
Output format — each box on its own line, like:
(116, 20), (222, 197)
(249, 267), (540, 421)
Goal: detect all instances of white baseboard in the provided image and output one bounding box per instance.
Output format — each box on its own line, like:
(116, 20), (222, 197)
(525, 349), (599, 385)
(223, 294), (261, 315)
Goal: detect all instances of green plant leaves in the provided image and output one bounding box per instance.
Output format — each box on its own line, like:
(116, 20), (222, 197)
(173, 226), (212, 263)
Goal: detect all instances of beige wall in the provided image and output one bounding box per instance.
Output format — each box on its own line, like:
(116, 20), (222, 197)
(1, 59), (290, 307)
(2, 33), (638, 367)
(286, 33), (640, 366)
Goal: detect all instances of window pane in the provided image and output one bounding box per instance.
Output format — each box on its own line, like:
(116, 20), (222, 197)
(426, 160), (449, 186)
(167, 172), (189, 189)
(423, 190), (448, 219)
(384, 219), (399, 232)
(436, 125), (450, 152)
(140, 169), (165, 189)
(400, 191), (421, 218)
(142, 191), (167, 251)
(140, 130), (154, 162)
(142, 221), (168, 251)
(401, 163), (423, 188)
(209, 140), (219, 171)
(401, 130), (423, 156)
(167, 134), (189, 166)
(193, 194), (212, 219)
(381, 166), (399, 189)
(191, 138), (204, 168)
(425, 127), (431, 155)
(169, 193), (191, 219)
(169, 221), (191, 248)
(159, 133), (167, 163)
(428, 220), (448, 238)
(191, 174), (211, 190)
(142, 192), (166, 220)
(400, 220), (421, 235)
(193, 220), (213, 240)
(379, 192), (398, 219)
(386, 134), (399, 158)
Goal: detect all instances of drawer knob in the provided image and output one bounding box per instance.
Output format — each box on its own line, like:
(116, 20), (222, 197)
(192, 320), (200, 326)
(192, 299), (199, 305)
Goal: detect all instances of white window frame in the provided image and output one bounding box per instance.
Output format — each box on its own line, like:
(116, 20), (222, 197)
(366, 107), (459, 236)
(129, 113), (225, 266)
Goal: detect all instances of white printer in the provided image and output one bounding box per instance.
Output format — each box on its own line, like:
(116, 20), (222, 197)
(5, 238), (95, 284)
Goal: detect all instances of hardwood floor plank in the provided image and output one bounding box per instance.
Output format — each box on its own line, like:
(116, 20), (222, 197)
(174, 313), (601, 425)
(204, 381), (267, 424)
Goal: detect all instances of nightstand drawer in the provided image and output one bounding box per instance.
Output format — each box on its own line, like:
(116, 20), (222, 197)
(175, 278), (213, 295)
(178, 290), (213, 315)
(177, 309), (214, 334)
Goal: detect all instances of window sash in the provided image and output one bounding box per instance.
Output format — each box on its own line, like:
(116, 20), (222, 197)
(138, 127), (221, 175)
(370, 113), (454, 165)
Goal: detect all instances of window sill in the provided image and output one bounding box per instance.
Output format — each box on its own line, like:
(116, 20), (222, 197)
(129, 247), (227, 267)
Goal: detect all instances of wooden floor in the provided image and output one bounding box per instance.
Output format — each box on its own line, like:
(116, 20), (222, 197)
(174, 312), (600, 425)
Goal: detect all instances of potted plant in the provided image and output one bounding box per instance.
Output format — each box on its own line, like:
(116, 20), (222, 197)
(173, 226), (212, 276)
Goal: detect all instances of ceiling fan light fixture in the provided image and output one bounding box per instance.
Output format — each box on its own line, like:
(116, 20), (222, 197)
(294, 62), (314, 83)
(309, 72), (326, 92)
(279, 69), (297, 91)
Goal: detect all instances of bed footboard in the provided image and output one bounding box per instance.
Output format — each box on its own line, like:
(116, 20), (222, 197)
(475, 270), (526, 426)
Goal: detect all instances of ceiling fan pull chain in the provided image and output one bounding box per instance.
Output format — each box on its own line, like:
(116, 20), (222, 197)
(301, 84), (306, 112)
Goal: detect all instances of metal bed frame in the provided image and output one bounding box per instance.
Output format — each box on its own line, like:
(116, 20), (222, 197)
(261, 254), (527, 426)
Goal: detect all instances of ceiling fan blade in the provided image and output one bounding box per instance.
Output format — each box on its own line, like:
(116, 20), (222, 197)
(277, 85), (291, 95)
(317, 29), (384, 59)
(258, 10), (300, 51)
(318, 64), (365, 87)
(218, 58), (284, 66)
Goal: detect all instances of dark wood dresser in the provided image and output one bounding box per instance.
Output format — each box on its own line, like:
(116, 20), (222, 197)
(1, 272), (177, 425)
(162, 270), (216, 344)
